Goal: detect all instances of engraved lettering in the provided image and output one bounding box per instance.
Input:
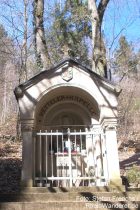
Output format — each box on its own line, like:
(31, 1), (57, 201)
(39, 95), (95, 116)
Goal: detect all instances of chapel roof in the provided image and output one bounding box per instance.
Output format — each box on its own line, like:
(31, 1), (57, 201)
(15, 57), (121, 97)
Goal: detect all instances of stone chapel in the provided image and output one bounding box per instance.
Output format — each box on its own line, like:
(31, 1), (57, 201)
(14, 58), (122, 188)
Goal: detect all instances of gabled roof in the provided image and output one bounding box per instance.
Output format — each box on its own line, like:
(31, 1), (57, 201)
(14, 57), (121, 98)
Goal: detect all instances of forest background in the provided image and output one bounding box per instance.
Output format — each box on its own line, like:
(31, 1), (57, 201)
(0, 0), (140, 150)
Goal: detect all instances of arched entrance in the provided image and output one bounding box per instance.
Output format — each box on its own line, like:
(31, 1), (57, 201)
(34, 86), (100, 129)
(40, 102), (91, 130)
(33, 86), (106, 187)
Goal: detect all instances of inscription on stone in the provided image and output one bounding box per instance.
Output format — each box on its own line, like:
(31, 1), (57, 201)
(39, 95), (95, 117)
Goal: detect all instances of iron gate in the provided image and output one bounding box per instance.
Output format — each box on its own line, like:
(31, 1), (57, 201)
(34, 128), (106, 187)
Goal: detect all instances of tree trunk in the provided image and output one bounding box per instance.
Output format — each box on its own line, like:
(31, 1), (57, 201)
(33, 0), (51, 70)
(88, 0), (109, 77)
(23, 0), (28, 81)
(1, 67), (7, 124)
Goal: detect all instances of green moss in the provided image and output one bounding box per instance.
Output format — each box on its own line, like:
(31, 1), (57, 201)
(126, 165), (140, 184)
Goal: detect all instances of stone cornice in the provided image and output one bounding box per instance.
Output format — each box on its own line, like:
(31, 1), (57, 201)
(101, 118), (117, 130)
(21, 120), (34, 132)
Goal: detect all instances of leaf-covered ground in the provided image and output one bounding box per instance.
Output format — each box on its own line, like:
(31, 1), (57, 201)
(0, 141), (22, 193)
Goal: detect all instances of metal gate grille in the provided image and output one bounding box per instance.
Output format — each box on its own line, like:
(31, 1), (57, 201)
(34, 128), (106, 187)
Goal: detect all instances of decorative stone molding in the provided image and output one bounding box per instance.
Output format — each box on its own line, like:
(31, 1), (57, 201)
(61, 66), (73, 82)
(14, 86), (23, 98)
(21, 120), (34, 132)
(104, 125), (117, 131)
(39, 95), (97, 117)
(114, 85), (122, 96)
(101, 118), (117, 130)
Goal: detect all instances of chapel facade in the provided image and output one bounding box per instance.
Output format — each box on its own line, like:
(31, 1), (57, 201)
(15, 58), (121, 188)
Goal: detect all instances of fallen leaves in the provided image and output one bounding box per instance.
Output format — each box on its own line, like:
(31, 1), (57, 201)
(0, 140), (22, 193)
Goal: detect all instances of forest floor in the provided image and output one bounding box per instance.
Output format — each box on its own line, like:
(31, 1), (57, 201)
(0, 140), (22, 193)
(0, 140), (139, 193)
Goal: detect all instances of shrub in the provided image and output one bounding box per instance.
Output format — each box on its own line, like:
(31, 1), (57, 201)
(126, 165), (140, 184)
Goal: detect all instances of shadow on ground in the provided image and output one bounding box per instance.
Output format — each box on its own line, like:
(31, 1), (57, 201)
(0, 158), (22, 193)
(120, 153), (140, 169)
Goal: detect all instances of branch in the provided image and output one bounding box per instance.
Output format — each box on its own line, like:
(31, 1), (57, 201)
(2, 15), (24, 35)
(109, 28), (126, 51)
(97, 0), (110, 23)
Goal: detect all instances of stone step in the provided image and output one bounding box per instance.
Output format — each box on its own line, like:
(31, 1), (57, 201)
(20, 186), (125, 193)
(0, 201), (139, 210)
(0, 192), (127, 202)
(0, 190), (139, 202)
(0, 189), (139, 210)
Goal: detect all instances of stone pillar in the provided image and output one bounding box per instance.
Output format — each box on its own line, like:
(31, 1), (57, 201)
(21, 119), (34, 187)
(104, 124), (122, 187)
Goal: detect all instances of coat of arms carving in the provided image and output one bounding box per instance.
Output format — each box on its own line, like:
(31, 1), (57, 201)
(62, 66), (73, 81)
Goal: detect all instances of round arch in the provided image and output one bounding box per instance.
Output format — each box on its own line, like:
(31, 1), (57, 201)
(34, 85), (100, 130)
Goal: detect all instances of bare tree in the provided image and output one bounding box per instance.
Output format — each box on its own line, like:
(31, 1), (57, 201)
(88, 0), (109, 77)
(33, 0), (51, 70)
(20, 0), (28, 82)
